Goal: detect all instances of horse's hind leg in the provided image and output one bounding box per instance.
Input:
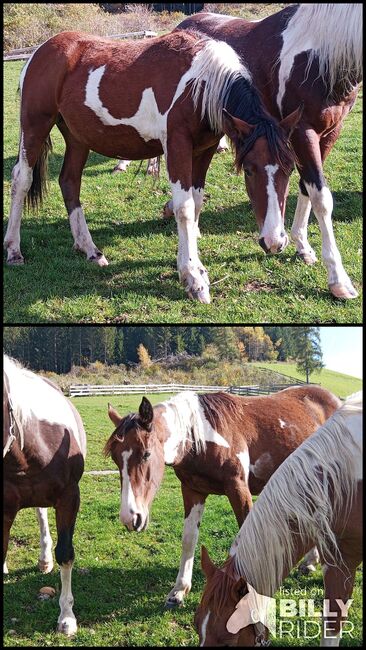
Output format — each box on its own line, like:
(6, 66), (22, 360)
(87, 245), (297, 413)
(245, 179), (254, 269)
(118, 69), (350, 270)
(35, 507), (53, 573)
(57, 117), (108, 266)
(54, 482), (80, 635)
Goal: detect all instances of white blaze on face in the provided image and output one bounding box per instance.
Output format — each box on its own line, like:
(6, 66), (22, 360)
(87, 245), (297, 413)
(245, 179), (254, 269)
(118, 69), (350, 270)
(260, 164), (285, 251)
(201, 610), (211, 646)
(120, 449), (138, 524)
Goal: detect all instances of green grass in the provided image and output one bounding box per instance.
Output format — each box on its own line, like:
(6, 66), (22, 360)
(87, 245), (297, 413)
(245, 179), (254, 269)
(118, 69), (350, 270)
(4, 394), (362, 646)
(3, 61), (363, 323)
(252, 362), (362, 398)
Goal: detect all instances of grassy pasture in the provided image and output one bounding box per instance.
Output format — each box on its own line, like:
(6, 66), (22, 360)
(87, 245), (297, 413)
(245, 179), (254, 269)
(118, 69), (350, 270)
(3, 60), (363, 323)
(4, 393), (362, 646)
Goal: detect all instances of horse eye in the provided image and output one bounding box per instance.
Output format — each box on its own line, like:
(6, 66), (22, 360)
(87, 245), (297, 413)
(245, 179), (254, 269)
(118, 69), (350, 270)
(142, 451), (151, 462)
(244, 168), (252, 176)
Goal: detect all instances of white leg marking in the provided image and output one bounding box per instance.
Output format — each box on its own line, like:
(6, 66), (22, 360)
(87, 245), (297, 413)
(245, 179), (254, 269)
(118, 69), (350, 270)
(112, 159), (132, 173)
(236, 448), (250, 484)
(217, 135), (229, 152)
(304, 182), (358, 297)
(3, 561), (9, 574)
(201, 610), (211, 646)
(171, 181), (210, 303)
(166, 502), (205, 605)
(193, 187), (204, 238)
(4, 133), (33, 264)
(260, 164), (289, 253)
(36, 507), (53, 573)
(290, 190), (317, 263)
(69, 207), (108, 266)
(58, 562), (77, 635)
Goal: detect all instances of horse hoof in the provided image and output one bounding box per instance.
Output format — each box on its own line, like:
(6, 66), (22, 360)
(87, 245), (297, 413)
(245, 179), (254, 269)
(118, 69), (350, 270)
(38, 559), (54, 574)
(7, 253), (24, 265)
(162, 200), (174, 218)
(299, 564), (316, 575)
(329, 282), (358, 299)
(58, 618), (77, 636)
(297, 251), (317, 265)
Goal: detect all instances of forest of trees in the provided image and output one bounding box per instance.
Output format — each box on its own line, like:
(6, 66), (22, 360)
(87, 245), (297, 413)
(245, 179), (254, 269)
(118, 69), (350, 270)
(3, 326), (322, 376)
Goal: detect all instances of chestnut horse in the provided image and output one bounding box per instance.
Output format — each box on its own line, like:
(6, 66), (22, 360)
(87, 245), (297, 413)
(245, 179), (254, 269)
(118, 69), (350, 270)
(4, 29), (301, 304)
(104, 385), (340, 607)
(177, 4), (363, 299)
(195, 391), (362, 646)
(3, 355), (86, 635)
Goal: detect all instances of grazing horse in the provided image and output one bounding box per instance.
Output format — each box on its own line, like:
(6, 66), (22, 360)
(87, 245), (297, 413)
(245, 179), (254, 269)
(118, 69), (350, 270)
(4, 29), (301, 304)
(177, 4), (363, 299)
(104, 385), (340, 607)
(3, 355), (86, 635)
(195, 391), (362, 646)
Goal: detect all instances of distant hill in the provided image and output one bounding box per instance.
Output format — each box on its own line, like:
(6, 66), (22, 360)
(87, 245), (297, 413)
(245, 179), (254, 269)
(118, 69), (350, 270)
(253, 362), (362, 399)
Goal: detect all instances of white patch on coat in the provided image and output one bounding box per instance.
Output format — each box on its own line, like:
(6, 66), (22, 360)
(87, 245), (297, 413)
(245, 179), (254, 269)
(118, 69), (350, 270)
(249, 452), (274, 480)
(279, 418), (286, 429)
(161, 392), (229, 465)
(3, 356), (82, 452)
(260, 164), (285, 250)
(201, 610), (211, 646)
(236, 449), (250, 484)
(69, 206), (100, 259)
(84, 39), (251, 147)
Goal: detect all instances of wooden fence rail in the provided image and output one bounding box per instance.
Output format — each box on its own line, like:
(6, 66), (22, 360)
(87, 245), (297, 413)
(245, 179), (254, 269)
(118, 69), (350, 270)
(69, 382), (310, 397)
(4, 30), (157, 61)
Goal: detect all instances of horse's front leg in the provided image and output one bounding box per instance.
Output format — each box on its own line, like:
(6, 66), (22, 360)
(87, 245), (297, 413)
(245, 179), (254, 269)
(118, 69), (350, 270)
(165, 485), (206, 608)
(35, 507), (53, 573)
(171, 181), (210, 303)
(291, 127), (358, 299)
(55, 483), (80, 635)
(321, 558), (358, 646)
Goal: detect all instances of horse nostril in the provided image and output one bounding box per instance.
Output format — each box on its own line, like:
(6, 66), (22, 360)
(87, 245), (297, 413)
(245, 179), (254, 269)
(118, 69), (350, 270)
(133, 513), (142, 531)
(259, 237), (270, 253)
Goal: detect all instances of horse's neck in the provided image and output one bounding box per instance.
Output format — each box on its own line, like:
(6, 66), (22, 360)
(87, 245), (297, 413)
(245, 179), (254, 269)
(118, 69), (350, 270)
(230, 519), (311, 598)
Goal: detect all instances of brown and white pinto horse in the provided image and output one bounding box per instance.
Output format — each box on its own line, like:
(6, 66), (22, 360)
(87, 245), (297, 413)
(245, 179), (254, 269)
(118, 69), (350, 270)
(3, 355), (86, 635)
(195, 391), (362, 646)
(4, 30), (300, 303)
(177, 4), (363, 299)
(104, 385), (340, 608)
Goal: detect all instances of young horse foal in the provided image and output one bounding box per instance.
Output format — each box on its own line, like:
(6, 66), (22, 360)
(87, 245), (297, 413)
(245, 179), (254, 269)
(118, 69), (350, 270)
(4, 30), (300, 303)
(104, 385), (340, 608)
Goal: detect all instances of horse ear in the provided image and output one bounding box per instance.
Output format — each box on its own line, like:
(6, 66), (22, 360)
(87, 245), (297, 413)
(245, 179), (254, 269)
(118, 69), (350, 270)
(222, 108), (255, 140)
(201, 545), (217, 579)
(279, 103), (304, 138)
(108, 403), (123, 428)
(139, 397), (154, 431)
(231, 576), (248, 603)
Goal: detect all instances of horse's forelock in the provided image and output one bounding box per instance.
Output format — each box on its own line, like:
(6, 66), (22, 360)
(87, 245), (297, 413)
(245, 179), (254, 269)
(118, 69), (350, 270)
(103, 413), (141, 458)
(234, 119), (296, 176)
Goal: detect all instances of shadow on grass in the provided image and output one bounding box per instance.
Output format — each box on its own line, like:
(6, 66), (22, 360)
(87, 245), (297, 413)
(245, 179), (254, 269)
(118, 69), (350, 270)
(3, 564), (197, 634)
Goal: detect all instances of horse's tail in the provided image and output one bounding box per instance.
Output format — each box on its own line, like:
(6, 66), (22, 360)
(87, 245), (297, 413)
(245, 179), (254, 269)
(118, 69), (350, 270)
(26, 135), (53, 211)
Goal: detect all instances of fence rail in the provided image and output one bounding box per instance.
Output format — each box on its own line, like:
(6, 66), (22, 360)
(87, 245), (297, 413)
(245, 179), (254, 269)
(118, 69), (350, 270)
(69, 382), (309, 397)
(4, 30), (157, 61)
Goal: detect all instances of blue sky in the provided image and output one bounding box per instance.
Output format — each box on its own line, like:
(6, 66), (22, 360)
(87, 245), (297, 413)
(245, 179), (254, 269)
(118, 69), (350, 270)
(319, 326), (362, 379)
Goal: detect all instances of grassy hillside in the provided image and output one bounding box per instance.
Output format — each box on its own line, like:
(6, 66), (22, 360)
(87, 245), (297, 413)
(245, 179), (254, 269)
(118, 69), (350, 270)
(253, 362), (362, 398)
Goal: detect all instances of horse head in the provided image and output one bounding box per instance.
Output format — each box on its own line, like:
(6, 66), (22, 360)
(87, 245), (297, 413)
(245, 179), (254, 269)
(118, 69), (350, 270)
(104, 397), (165, 532)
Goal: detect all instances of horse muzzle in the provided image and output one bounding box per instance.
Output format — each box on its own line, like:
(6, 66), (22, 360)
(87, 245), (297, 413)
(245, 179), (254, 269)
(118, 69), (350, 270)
(259, 232), (288, 254)
(121, 509), (149, 533)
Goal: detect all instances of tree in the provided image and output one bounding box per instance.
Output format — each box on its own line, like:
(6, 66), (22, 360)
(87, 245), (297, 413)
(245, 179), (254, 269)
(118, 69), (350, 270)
(293, 327), (324, 383)
(137, 343), (152, 368)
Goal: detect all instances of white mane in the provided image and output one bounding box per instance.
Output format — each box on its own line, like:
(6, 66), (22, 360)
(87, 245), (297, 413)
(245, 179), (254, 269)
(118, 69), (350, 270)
(281, 4), (363, 93)
(4, 354), (36, 424)
(232, 391), (362, 595)
(189, 39), (251, 133)
(161, 391), (207, 455)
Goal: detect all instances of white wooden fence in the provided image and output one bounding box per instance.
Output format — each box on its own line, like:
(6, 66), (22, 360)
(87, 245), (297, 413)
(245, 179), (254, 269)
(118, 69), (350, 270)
(4, 31), (157, 61)
(69, 382), (306, 397)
